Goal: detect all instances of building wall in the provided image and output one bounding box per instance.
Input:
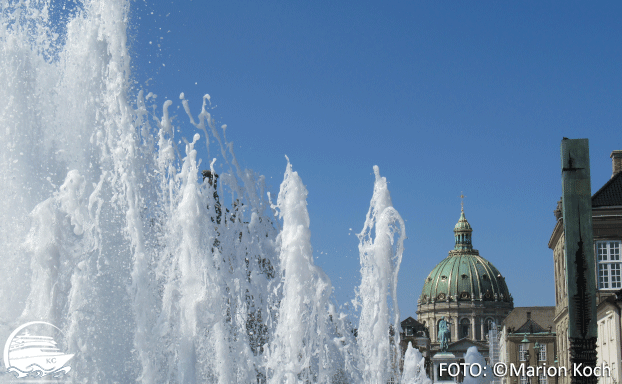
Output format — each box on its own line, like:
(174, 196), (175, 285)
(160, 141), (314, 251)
(499, 308), (557, 384)
(503, 334), (556, 384)
(550, 225), (570, 384)
(416, 300), (512, 357)
(549, 205), (622, 384)
(596, 302), (622, 384)
(553, 230), (566, 316)
(555, 316), (569, 384)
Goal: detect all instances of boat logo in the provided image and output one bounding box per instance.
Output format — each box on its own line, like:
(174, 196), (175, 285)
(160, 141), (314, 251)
(3, 321), (73, 379)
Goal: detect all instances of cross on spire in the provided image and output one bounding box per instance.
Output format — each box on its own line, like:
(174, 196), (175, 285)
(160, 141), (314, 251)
(460, 192), (465, 212)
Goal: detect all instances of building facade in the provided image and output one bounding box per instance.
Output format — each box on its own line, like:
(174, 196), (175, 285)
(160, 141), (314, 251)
(548, 150), (622, 384)
(400, 316), (431, 353)
(417, 207), (514, 361)
(596, 290), (622, 384)
(499, 307), (557, 384)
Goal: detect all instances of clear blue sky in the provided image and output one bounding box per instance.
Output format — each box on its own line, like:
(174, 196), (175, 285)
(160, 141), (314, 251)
(128, 1), (622, 319)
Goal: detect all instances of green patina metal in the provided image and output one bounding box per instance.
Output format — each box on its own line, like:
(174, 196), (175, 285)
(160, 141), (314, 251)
(560, 138), (597, 383)
(420, 209), (512, 303)
(438, 317), (450, 352)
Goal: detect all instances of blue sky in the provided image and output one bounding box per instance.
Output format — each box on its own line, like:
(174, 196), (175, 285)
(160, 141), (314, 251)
(128, 1), (622, 319)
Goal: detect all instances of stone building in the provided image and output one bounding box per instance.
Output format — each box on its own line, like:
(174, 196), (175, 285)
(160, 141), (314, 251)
(416, 206), (514, 361)
(548, 150), (622, 384)
(498, 307), (556, 384)
(399, 317), (432, 373)
(400, 316), (431, 354)
(596, 289), (622, 384)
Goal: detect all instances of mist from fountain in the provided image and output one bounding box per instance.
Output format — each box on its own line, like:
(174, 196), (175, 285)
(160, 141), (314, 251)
(0, 1), (432, 383)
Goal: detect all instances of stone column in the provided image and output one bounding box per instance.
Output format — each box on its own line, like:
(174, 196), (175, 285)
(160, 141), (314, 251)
(471, 317), (476, 340)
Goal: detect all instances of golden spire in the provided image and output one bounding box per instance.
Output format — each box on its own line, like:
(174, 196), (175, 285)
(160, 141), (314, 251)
(460, 192), (465, 212)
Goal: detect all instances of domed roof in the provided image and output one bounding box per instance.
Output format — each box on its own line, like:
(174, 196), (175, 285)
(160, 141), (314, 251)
(420, 253), (512, 303)
(419, 208), (512, 304)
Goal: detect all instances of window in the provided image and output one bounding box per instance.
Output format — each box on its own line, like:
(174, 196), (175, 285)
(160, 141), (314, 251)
(520, 376), (528, 384)
(460, 318), (470, 339)
(405, 327), (412, 336)
(538, 373), (547, 384)
(519, 344), (527, 361)
(597, 241), (621, 289)
(538, 344), (546, 361)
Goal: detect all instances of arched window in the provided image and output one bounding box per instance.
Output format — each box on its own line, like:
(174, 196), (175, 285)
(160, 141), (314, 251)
(460, 318), (470, 339)
(484, 318), (495, 335)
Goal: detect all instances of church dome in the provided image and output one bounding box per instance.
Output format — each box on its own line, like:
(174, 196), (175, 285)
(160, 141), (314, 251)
(420, 253), (512, 303)
(419, 209), (512, 304)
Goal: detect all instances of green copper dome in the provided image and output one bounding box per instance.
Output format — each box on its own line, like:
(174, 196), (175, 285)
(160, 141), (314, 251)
(420, 253), (512, 303)
(420, 209), (512, 304)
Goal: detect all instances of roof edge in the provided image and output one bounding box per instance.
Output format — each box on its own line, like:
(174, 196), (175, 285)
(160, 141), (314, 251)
(592, 171), (622, 207)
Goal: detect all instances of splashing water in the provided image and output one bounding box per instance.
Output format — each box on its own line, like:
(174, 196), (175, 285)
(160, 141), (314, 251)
(401, 343), (432, 384)
(463, 347), (492, 384)
(355, 166), (406, 384)
(265, 158), (335, 384)
(0, 1), (419, 383)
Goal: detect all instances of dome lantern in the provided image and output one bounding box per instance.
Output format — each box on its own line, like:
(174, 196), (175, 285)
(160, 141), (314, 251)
(454, 194), (473, 251)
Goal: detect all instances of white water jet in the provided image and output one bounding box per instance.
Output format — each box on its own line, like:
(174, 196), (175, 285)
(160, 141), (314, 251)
(0, 1), (411, 383)
(356, 165), (406, 384)
(401, 342), (432, 384)
(266, 158), (335, 384)
(463, 347), (492, 384)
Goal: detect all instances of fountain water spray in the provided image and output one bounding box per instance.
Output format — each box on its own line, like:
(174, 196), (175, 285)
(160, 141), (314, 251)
(355, 166), (406, 384)
(265, 158), (335, 383)
(0, 1), (420, 383)
(463, 347), (492, 384)
(401, 343), (432, 384)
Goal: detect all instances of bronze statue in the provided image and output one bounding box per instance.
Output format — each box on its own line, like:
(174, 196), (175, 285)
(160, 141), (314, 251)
(438, 317), (450, 352)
